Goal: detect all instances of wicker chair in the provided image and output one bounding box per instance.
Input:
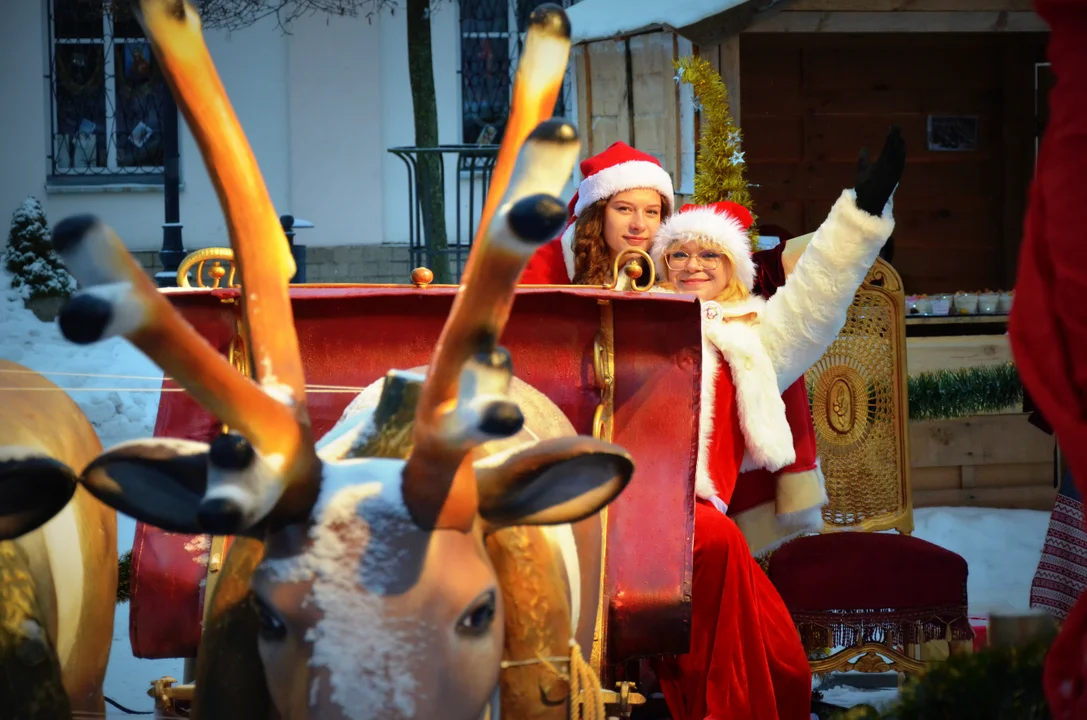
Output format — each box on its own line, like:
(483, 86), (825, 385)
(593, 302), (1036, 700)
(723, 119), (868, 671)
(766, 258), (973, 675)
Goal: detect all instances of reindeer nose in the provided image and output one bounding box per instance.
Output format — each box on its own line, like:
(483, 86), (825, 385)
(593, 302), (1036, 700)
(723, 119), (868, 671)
(198, 496), (245, 535)
(209, 431), (255, 470)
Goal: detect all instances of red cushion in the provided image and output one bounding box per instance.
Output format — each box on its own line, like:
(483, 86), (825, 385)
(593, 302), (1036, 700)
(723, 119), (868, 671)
(768, 532), (968, 612)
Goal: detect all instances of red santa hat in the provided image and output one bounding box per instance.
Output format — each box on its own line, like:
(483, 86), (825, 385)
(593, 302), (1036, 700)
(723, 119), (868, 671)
(650, 201), (757, 292)
(559, 142), (676, 279)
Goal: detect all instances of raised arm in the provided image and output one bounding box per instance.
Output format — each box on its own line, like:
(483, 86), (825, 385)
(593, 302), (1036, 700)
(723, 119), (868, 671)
(760, 126), (906, 391)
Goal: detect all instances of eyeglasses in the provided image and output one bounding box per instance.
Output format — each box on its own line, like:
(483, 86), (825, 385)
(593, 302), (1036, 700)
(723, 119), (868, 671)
(665, 250), (723, 271)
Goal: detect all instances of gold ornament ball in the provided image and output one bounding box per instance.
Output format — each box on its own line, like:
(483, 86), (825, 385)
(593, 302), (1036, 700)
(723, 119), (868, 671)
(209, 263), (227, 280)
(624, 263), (643, 280)
(411, 267), (434, 286)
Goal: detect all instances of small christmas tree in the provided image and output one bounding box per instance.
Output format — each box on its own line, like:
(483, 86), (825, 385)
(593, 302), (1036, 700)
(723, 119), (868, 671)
(4, 197), (74, 301)
(674, 55), (759, 250)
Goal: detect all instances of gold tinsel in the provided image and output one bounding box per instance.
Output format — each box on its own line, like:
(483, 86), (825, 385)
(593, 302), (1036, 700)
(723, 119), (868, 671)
(674, 55), (759, 250)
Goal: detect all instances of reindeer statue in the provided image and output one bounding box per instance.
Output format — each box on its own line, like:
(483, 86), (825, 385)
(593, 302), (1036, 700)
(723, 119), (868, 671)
(0, 359), (117, 718)
(0, 1), (633, 718)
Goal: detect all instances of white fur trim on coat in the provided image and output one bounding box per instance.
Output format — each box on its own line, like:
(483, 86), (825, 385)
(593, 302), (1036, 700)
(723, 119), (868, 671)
(573, 160), (675, 217)
(760, 188), (896, 392)
(701, 307), (796, 478)
(560, 222), (576, 281)
(651, 207), (757, 291)
(696, 329), (722, 500)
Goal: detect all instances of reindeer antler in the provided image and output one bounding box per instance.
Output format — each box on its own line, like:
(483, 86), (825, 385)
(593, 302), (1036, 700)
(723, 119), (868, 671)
(403, 5), (577, 530)
(52, 0), (320, 532)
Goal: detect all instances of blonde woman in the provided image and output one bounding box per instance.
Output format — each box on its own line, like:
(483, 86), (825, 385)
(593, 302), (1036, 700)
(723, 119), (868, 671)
(648, 127), (905, 720)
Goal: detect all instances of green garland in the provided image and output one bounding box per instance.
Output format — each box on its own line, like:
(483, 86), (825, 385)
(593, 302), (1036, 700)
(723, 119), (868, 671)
(908, 363), (1023, 422)
(828, 640), (1050, 720)
(117, 550), (131, 605)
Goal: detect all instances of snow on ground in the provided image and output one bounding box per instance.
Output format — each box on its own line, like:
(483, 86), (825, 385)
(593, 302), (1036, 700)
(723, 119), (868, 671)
(0, 267), (1060, 714)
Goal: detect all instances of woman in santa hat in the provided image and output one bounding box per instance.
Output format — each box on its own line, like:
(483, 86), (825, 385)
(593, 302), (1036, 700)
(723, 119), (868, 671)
(647, 126), (905, 720)
(519, 140), (676, 284)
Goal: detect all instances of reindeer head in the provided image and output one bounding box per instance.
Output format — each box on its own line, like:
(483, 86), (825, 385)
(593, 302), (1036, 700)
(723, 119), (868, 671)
(0, 1), (633, 718)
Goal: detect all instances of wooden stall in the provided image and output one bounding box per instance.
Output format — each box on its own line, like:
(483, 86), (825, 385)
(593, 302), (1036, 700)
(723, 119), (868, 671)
(906, 320), (1055, 510)
(566, 0), (1056, 510)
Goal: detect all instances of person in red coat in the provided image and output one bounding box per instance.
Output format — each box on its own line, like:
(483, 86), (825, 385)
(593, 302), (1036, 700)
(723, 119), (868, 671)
(1007, 1), (1087, 716)
(646, 127), (903, 720)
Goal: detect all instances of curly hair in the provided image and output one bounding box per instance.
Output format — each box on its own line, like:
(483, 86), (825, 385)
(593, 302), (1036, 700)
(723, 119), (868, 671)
(570, 196), (672, 286)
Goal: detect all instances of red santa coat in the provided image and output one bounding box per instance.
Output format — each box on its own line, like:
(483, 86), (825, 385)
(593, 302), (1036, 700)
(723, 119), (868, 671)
(729, 241), (825, 556)
(694, 190), (895, 514)
(521, 234), (575, 284)
(1007, 0), (1087, 715)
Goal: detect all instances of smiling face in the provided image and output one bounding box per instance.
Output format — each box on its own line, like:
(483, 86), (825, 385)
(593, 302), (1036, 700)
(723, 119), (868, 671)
(601, 188), (665, 261)
(664, 239), (733, 301)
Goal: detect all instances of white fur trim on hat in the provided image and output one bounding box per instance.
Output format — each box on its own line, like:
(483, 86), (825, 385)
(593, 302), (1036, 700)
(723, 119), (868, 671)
(651, 207), (756, 291)
(560, 222), (576, 281)
(573, 160), (675, 217)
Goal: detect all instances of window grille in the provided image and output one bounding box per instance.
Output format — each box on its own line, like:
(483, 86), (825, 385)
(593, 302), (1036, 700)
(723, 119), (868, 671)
(47, 0), (174, 180)
(459, 0), (577, 145)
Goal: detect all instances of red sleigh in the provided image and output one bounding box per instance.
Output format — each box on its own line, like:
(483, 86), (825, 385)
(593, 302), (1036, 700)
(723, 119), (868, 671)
(130, 272), (703, 708)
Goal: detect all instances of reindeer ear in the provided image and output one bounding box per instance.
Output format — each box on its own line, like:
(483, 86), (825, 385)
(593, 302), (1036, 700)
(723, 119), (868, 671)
(81, 438), (210, 534)
(474, 437), (634, 530)
(0, 450), (78, 540)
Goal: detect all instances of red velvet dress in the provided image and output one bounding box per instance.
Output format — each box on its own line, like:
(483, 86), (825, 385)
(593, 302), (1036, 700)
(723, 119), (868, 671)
(653, 360), (812, 720)
(1007, 1), (1087, 715)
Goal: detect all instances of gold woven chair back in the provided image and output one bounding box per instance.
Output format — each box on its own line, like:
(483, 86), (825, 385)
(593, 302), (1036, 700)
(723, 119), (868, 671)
(804, 258), (913, 535)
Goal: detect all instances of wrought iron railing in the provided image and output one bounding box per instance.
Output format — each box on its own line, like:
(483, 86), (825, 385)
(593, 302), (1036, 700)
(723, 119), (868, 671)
(386, 145), (500, 283)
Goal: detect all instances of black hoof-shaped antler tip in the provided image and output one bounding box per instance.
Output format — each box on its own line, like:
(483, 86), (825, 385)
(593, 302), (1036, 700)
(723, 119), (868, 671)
(58, 293), (112, 345)
(51, 214), (98, 255)
(509, 194), (567, 245)
(209, 432), (256, 471)
(479, 400), (525, 438)
(528, 4), (570, 39)
(197, 496), (246, 535)
(528, 119), (578, 144)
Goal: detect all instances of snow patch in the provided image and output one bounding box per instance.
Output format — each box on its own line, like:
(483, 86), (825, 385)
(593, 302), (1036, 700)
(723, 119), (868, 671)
(263, 466), (426, 719)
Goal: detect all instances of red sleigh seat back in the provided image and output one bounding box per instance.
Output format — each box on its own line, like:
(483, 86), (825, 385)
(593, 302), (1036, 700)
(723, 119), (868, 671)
(133, 285), (701, 666)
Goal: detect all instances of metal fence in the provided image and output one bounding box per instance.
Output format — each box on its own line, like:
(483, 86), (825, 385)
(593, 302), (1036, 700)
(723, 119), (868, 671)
(387, 145), (500, 283)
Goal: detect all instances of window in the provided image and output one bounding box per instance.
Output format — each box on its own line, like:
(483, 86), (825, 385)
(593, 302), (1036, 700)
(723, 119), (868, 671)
(459, 0), (576, 145)
(47, 0), (174, 181)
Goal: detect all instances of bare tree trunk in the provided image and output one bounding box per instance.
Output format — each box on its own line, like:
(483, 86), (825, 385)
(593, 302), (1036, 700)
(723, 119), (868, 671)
(406, 0), (451, 283)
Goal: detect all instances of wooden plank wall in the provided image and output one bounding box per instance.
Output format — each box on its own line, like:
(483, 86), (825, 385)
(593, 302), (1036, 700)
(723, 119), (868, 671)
(738, 32), (1047, 294)
(572, 32), (684, 188)
(911, 414), (1055, 510)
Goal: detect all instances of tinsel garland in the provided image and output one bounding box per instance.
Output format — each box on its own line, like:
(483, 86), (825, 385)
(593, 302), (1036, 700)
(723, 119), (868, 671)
(908, 363), (1023, 422)
(673, 55), (760, 251)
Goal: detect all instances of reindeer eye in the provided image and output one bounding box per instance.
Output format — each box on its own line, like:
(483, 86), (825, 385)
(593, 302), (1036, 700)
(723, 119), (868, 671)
(456, 590), (497, 637)
(249, 592), (287, 641)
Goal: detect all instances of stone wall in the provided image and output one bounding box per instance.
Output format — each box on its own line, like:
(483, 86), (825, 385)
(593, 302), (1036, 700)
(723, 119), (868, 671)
(131, 244), (469, 285)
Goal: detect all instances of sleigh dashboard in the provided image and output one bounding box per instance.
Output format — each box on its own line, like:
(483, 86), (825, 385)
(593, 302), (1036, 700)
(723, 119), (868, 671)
(136, 284), (702, 673)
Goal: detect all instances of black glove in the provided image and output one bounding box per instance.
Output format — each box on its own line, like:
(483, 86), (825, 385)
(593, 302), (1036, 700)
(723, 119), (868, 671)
(854, 125), (906, 217)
